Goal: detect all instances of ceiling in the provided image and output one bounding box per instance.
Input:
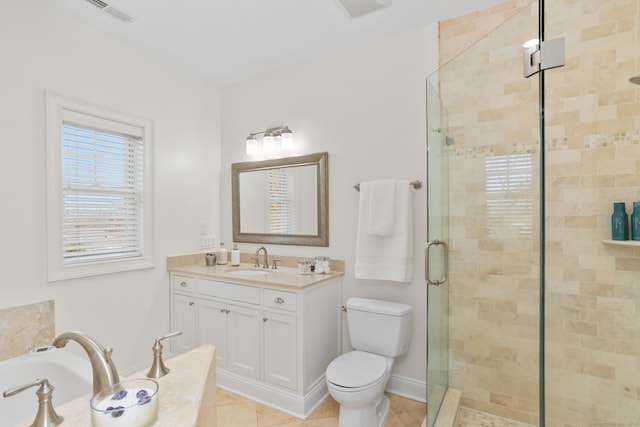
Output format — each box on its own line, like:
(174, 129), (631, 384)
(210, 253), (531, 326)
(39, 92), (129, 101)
(37, 0), (507, 86)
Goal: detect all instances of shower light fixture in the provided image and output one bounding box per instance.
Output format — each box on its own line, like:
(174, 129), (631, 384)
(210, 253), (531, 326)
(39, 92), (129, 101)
(245, 125), (294, 154)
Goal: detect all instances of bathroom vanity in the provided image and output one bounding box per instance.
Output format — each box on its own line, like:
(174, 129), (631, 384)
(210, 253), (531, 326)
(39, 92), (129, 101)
(168, 257), (343, 419)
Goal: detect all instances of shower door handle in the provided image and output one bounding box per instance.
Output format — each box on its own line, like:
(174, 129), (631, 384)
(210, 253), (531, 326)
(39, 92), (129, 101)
(425, 239), (448, 286)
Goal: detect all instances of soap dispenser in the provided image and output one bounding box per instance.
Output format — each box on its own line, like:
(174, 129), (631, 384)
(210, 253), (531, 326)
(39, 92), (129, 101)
(231, 244), (241, 266)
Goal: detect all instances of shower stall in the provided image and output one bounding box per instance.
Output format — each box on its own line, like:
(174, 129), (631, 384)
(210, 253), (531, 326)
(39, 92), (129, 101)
(426, 0), (640, 425)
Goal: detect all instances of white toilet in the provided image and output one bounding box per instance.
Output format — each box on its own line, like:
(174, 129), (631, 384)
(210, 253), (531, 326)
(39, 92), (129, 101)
(326, 297), (412, 427)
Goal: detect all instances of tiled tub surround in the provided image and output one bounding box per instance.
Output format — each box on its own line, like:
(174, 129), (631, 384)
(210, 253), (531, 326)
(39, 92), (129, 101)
(438, 0), (640, 425)
(0, 300), (55, 361)
(168, 253), (344, 419)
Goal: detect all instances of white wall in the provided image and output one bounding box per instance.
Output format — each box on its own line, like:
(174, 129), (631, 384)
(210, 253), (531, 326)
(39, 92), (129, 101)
(221, 25), (439, 399)
(0, 0), (440, 400)
(0, 0), (221, 370)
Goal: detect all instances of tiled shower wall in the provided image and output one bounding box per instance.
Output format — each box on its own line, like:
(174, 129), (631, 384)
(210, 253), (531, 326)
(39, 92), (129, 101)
(544, 1), (640, 424)
(0, 300), (55, 361)
(438, 0), (640, 425)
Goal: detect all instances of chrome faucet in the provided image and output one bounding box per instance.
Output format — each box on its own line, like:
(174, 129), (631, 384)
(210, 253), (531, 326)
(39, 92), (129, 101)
(52, 331), (120, 395)
(255, 246), (269, 268)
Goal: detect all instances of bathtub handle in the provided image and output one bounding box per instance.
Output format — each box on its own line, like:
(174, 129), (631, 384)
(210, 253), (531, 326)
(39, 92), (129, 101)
(3, 378), (64, 427)
(3, 378), (46, 398)
(146, 331), (183, 379)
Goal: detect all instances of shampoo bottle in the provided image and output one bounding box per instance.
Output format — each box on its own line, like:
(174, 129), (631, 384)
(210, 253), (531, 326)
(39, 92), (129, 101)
(611, 202), (629, 241)
(231, 244), (241, 266)
(217, 242), (228, 265)
(632, 202), (640, 241)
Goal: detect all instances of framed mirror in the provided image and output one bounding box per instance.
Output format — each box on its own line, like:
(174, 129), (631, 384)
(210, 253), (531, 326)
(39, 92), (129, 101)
(232, 152), (328, 246)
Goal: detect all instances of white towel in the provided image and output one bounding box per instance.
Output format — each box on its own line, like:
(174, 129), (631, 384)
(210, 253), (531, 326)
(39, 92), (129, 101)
(368, 179), (396, 237)
(355, 180), (413, 283)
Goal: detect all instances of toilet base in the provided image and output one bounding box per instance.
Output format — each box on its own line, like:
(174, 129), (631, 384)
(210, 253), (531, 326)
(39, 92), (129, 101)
(337, 395), (390, 427)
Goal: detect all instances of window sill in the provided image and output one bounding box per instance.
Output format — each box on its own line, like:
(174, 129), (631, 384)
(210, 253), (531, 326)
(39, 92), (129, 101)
(48, 258), (154, 282)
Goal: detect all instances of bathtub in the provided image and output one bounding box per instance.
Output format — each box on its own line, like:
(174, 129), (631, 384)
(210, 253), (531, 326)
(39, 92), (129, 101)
(0, 346), (92, 427)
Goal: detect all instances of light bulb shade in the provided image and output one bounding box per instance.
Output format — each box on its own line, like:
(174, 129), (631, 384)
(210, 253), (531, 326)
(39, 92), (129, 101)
(281, 128), (294, 149)
(246, 137), (258, 155)
(263, 134), (275, 151)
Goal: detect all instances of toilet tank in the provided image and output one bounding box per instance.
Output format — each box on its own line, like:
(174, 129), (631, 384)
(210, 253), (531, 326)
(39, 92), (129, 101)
(346, 298), (412, 357)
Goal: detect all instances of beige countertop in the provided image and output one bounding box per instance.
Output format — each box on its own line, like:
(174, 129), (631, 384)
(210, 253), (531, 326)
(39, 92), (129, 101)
(17, 345), (216, 427)
(170, 262), (343, 290)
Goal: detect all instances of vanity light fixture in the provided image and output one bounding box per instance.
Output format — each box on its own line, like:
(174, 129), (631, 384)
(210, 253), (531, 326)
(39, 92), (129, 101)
(245, 125), (294, 154)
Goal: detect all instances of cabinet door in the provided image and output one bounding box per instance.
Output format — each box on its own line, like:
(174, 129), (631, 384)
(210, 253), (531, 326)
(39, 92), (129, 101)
(227, 304), (261, 379)
(171, 292), (197, 353)
(263, 310), (297, 391)
(198, 298), (228, 368)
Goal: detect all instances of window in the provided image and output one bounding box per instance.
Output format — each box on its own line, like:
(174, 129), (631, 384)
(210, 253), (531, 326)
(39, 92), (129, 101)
(485, 153), (533, 240)
(46, 92), (153, 281)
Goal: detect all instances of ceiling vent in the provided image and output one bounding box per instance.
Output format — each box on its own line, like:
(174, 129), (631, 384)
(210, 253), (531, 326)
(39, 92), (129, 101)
(83, 0), (134, 23)
(334, 0), (392, 19)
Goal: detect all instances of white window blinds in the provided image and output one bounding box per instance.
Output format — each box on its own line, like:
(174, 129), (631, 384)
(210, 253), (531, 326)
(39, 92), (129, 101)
(46, 91), (153, 281)
(485, 153), (533, 239)
(268, 168), (295, 234)
(61, 121), (144, 263)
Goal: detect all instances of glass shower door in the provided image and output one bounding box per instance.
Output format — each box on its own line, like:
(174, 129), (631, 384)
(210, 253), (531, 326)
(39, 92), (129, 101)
(425, 3), (540, 425)
(425, 73), (450, 426)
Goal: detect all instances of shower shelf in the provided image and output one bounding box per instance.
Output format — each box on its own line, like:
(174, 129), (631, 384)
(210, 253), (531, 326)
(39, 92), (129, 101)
(601, 239), (640, 246)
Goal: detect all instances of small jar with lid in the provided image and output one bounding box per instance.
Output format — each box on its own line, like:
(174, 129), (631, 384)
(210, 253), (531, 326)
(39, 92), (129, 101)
(314, 256), (331, 274)
(298, 259), (313, 275)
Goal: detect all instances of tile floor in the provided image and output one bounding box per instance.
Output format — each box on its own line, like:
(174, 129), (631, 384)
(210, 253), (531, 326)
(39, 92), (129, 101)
(216, 388), (427, 427)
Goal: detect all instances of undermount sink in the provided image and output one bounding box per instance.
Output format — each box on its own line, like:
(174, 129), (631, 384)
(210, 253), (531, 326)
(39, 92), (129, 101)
(224, 269), (270, 277)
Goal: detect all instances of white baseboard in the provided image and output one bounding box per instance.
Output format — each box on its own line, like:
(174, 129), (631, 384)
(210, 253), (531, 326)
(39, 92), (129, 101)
(385, 374), (427, 403)
(217, 369), (328, 419)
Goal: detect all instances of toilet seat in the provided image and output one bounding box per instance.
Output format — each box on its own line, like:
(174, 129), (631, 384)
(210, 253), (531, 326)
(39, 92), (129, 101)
(326, 351), (388, 389)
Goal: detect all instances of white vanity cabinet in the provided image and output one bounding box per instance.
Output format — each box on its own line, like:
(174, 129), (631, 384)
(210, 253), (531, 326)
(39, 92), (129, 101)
(262, 289), (298, 390)
(197, 280), (262, 379)
(170, 275), (198, 352)
(169, 271), (341, 419)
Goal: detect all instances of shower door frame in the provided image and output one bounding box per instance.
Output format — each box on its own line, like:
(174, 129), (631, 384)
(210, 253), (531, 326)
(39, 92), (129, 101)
(426, 1), (551, 425)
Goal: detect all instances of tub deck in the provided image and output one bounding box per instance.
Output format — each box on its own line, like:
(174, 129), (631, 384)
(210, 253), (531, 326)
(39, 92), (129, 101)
(15, 344), (217, 427)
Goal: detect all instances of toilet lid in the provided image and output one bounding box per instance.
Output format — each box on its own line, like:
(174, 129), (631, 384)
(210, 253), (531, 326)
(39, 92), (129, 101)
(326, 351), (387, 388)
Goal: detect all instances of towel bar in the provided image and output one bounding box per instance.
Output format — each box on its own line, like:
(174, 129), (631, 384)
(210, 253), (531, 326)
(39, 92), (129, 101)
(353, 180), (422, 192)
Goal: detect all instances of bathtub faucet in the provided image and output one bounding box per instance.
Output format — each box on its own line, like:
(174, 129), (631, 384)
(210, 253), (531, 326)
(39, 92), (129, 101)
(52, 331), (120, 395)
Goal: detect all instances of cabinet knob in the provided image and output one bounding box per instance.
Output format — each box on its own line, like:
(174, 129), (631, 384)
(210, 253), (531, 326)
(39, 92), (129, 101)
(189, 302), (194, 306)
(274, 297), (285, 304)
(225, 309), (230, 314)
(180, 281), (188, 287)
(263, 317), (268, 322)
(220, 308), (226, 313)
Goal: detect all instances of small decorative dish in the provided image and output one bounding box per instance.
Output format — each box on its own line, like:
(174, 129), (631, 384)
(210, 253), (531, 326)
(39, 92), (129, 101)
(90, 378), (159, 427)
